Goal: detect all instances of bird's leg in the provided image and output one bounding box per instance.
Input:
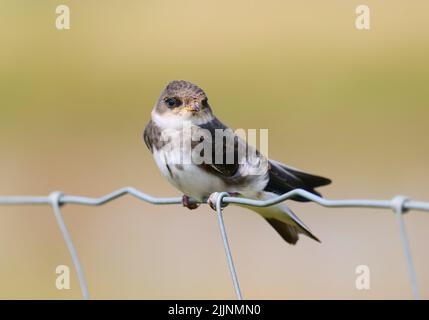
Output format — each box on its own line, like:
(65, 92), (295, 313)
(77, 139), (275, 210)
(207, 192), (240, 211)
(182, 195), (200, 210)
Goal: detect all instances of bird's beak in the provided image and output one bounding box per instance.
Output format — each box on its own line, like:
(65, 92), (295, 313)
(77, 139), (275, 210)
(179, 103), (200, 112)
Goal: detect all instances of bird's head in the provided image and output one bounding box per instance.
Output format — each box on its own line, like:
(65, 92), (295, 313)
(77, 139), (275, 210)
(152, 80), (214, 127)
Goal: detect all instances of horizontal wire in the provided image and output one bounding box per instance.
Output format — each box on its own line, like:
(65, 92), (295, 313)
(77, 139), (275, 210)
(1, 187), (428, 213)
(0, 187), (427, 300)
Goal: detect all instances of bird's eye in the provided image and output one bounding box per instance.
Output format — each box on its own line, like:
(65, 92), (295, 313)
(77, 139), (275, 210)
(165, 98), (177, 108)
(201, 98), (208, 108)
(165, 97), (182, 108)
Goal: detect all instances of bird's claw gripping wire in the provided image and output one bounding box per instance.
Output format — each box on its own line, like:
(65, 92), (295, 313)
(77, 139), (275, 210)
(207, 192), (239, 211)
(182, 195), (200, 210)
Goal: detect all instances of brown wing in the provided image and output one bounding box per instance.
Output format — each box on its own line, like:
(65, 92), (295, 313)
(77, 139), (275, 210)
(264, 160), (331, 202)
(197, 117), (240, 177)
(143, 120), (166, 153)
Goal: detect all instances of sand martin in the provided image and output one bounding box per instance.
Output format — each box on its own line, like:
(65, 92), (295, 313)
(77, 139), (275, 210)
(144, 80), (331, 244)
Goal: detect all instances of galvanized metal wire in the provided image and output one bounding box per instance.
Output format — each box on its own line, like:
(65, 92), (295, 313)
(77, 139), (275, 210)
(0, 187), (428, 300)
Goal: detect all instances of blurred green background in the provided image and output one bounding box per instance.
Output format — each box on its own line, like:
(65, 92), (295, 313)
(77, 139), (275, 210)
(0, 0), (428, 299)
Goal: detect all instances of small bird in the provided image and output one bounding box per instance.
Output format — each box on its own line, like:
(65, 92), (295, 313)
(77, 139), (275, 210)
(144, 80), (331, 244)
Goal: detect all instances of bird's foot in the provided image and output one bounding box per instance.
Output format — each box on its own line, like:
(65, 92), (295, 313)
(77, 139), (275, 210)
(182, 195), (200, 210)
(207, 192), (239, 211)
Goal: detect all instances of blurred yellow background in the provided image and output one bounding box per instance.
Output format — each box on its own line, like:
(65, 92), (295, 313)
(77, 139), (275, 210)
(0, 0), (428, 299)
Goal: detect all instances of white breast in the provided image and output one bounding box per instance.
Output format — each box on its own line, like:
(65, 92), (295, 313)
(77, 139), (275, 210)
(149, 116), (269, 201)
(153, 148), (228, 201)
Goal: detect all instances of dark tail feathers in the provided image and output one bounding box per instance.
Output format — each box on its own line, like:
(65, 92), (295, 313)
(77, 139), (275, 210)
(265, 217), (321, 245)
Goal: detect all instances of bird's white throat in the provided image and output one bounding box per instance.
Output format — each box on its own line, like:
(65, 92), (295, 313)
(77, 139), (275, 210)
(151, 109), (214, 130)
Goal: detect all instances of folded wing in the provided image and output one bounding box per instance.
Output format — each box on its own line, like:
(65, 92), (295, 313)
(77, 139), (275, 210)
(264, 160), (331, 202)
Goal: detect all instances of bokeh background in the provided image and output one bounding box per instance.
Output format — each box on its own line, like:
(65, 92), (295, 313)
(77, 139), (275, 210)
(0, 0), (428, 299)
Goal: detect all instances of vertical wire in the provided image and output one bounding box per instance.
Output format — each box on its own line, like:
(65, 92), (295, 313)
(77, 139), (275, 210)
(1, 188), (429, 300)
(215, 193), (243, 300)
(392, 196), (420, 300)
(50, 192), (90, 300)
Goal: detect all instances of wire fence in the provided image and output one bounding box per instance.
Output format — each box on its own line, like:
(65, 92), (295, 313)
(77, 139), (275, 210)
(0, 187), (428, 300)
